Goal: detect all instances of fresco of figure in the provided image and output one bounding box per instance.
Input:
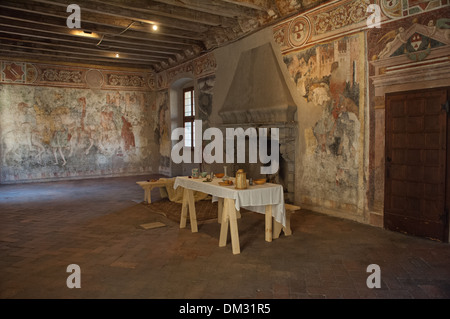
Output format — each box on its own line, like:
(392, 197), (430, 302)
(2, 102), (45, 164)
(121, 115), (135, 151)
(377, 27), (406, 58)
(50, 107), (70, 166)
(98, 103), (121, 155)
(310, 83), (335, 154)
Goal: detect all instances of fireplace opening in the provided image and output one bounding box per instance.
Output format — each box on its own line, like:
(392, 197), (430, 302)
(222, 124), (296, 203)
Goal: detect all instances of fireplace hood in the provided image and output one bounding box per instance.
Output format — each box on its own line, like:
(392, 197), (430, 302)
(219, 43), (298, 125)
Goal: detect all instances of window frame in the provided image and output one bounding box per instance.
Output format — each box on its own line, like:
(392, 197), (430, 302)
(182, 86), (195, 148)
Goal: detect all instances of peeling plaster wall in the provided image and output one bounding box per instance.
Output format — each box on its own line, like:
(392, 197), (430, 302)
(0, 62), (159, 183)
(271, 0), (450, 224)
(283, 32), (367, 220)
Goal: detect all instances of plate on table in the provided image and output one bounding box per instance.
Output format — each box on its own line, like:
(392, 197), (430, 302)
(219, 181), (233, 186)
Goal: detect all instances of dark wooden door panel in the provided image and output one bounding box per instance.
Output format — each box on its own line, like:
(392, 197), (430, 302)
(385, 87), (449, 242)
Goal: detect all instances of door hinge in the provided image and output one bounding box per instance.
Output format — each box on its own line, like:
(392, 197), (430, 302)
(442, 100), (450, 115)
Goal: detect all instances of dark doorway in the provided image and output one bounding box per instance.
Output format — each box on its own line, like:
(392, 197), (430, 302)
(384, 87), (449, 242)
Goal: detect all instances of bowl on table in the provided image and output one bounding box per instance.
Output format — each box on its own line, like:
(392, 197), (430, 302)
(215, 173), (224, 178)
(253, 178), (266, 185)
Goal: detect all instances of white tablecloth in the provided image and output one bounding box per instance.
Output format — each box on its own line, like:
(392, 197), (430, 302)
(173, 176), (286, 227)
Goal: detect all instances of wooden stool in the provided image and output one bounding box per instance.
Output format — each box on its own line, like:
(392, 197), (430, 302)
(273, 203), (301, 239)
(136, 180), (167, 204)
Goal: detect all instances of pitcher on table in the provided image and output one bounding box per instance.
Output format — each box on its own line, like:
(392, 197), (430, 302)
(235, 169), (247, 189)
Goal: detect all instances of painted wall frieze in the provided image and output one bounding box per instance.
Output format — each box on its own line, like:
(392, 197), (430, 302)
(0, 60), (155, 91)
(156, 52), (217, 90)
(273, 0), (450, 53)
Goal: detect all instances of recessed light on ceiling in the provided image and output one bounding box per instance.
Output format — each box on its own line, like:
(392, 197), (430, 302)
(152, 24), (158, 31)
(115, 53), (120, 58)
(71, 30), (99, 38)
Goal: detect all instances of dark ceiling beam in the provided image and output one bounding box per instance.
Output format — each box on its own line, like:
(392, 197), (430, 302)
(0, 41), (163, 64)
(220, 0), (272, 11)
(0, 20), (195, 57)
(0, 7), (203, 48)
(0, 35), (170, 61)
(0, 47), (159, 69)
(89, 0), (238, 28)
(0, 13), (202, 70)
(0, 28), (182, 57)
(27, 0), (211, 33)
(152, 0), (263, 18)
(0, 0), (207, 41)
(0, 50), (153, 70)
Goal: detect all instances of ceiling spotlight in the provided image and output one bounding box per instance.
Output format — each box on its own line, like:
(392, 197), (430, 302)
(152, 24), (158, 31)
(115, 53), (120, 58)
(71, 30), (99, 38)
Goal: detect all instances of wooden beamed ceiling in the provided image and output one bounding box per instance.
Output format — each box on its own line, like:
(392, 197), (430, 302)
(0, 0), (328, 71)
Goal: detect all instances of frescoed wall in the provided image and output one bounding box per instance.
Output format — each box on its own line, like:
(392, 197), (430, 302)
(155, 89), (171, 175)
(283, 33), (366, 215)
(0, 61), (159, 183)
(197, 75), (215, 131)
(272, 0), (449, 224)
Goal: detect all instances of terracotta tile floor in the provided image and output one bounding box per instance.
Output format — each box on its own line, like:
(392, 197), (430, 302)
(1, 175), (450, 299)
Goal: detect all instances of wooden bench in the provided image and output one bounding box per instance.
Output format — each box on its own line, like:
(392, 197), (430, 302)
(136, 180), (167, 204)
(273, 203), (301, 239)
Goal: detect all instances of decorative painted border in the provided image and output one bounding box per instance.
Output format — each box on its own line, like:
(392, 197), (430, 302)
(288, 16), (312, 47)
(273, 0), (450, 54)
(273, 0), (371, 53)
(156, 52), (217, 90)
(382, 0), (450, 19)
(1, 61), (27, 83)
(0, 60), (155, 91)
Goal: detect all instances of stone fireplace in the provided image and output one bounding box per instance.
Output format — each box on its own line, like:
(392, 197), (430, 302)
(218, 42), (299, 203)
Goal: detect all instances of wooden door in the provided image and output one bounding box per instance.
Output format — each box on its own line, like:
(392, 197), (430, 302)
(385, 87), (449, 242)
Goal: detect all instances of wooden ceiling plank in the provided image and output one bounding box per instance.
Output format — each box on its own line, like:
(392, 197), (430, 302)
(0, 28), (181, 57)
(27, 0), (211, 33)
(0, 6), (204, 48)
(0, 42), (164, 63)
(89, 0), (237, 28)
(220, 0), (272, 11)
(0, 20), (186, 54)
(0, 17), (197, 55)
(152, 0), (261, 18)
(0, 0), (206, 41)
(0, 49), (155, 70)
(0, 35), (171, 61)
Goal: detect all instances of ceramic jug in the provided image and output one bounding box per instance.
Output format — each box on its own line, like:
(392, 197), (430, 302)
(235, 169), (247, 189)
